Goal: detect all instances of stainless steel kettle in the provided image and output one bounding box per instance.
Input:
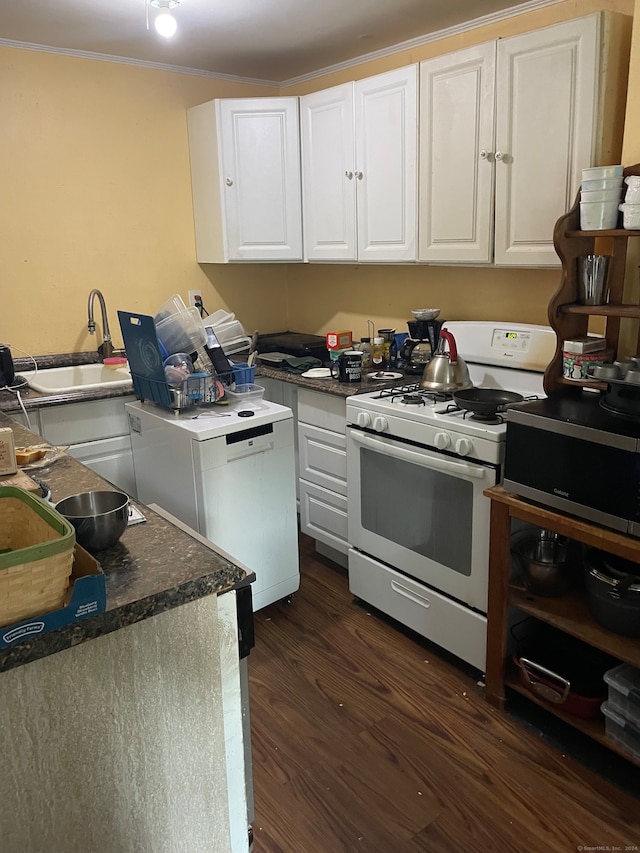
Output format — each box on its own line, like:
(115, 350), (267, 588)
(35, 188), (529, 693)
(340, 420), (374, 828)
(420, 329), (472, 392)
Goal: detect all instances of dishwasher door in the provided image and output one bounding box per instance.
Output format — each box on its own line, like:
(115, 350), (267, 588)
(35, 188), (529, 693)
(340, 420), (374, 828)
(192, 418), (300, 611)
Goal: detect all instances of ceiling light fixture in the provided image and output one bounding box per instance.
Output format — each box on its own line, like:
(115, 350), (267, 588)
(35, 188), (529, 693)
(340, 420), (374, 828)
(145, 0), (180, 39)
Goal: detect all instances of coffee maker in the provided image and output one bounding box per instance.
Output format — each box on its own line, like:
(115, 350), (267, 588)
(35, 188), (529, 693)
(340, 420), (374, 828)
(400, 319), (444, 375)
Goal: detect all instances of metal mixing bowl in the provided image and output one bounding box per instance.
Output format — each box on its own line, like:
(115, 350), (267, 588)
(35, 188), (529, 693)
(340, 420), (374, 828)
(55, 490), (129, 551)
(511, 529), (573, 597)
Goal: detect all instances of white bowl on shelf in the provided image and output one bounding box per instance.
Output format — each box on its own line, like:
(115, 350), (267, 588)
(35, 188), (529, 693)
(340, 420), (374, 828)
(580, 201), (619, 230)
(581, 165), (623, 181)
(411, 308), (440, 320)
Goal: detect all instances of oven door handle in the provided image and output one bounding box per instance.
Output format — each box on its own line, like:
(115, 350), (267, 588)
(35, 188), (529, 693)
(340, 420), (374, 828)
(349, 429), (490, 480)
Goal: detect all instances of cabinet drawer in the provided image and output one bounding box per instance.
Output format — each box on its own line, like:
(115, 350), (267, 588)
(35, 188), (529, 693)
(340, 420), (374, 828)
(297, 388), (346, 434)
(299, 480), (348, 554)
(348, 548), (487, 671)
(298, 422), (347, 495)
(39, 397), (136, 445)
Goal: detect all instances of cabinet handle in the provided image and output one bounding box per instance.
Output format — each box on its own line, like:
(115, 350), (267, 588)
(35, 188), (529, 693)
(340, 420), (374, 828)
(355, 171), (363, 180)
(480, 150), (489, 160)
(495, 151), (503, 161)
(225, 177), (234, 186)
(345, 170), (353, 180)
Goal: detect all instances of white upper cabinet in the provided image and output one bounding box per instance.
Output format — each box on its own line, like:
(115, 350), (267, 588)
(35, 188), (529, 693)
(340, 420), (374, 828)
(302, 65), (418, 262)
(419, 15), (600, 267)
(187, 97), (303, 263)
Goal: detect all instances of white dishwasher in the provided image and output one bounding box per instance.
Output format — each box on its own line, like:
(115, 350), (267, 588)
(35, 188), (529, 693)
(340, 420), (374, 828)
(126, 398), (300, 611)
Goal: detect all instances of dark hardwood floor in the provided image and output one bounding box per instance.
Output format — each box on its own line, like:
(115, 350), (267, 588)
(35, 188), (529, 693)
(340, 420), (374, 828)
(248, 535), (640, 853)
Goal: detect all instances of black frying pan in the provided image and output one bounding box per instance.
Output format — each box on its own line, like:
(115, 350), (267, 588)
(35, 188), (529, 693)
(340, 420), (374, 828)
(452, 388), (524, 416)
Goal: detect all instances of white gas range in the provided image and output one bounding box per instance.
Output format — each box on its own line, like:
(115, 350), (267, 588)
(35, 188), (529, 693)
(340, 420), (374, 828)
(346, 322), (556, 672)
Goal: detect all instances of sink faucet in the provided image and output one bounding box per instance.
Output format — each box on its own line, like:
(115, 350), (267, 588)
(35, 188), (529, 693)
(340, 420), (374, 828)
(87, 288), (114, 360)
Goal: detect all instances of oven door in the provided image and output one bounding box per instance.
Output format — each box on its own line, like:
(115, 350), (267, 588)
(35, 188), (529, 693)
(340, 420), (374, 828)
(346, 426), (498, 612)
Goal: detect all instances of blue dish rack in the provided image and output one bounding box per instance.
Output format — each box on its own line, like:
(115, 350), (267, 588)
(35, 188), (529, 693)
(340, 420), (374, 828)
(118, 310), (221, 410)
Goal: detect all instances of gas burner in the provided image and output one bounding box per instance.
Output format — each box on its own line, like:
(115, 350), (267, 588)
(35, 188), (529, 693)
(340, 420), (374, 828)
(400, 394), (426, 406)
(466, 412), (504, 425)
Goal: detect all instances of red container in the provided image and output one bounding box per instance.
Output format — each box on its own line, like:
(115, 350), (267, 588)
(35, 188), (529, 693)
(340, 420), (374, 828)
(512, 621), (615, 719)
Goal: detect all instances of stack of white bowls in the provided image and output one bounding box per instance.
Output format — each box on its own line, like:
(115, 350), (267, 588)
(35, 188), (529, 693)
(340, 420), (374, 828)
(619, 176), (640, 229)
(580, 165), (623, 230)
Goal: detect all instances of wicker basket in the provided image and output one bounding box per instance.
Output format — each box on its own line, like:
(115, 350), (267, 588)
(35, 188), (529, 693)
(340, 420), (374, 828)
(0, 486), (76, 628)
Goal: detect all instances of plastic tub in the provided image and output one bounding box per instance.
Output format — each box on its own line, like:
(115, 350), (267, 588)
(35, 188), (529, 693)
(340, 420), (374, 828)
(581, 177), (624, 193)
(580, 188), (622, 204)
(601, 701), (640, 760)
(618, 203), (640, 230)
(155, 307), (207, 356)
(580, 201), (619, 230)
(603, 663), (640, 725)
(581, 165), (623, 180)
(224, 383), (265, 402)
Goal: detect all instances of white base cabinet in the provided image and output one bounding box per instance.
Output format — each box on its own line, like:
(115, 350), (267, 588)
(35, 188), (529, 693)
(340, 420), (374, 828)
(187, 97), (303, 263)
(11, 396), (138, 499)
(297, 389), (348, 561)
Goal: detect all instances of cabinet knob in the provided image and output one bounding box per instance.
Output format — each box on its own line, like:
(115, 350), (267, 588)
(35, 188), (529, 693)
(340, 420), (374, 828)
(225, 177), (234, 186)
(345, 170), (354, 180)
(355, 171), (363, 180)
(480, 150), (490, 160)
(495, 151), (503, 161)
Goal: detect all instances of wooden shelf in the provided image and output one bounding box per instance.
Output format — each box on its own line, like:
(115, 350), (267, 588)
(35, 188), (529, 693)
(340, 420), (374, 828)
(556, 376), (607, 391)
(558, 303), (640, 318)
(504, 665), (640, 769)
(565, 229), (640, 238)
(484, 486), (640, 768)
(508, 584), (640, 667)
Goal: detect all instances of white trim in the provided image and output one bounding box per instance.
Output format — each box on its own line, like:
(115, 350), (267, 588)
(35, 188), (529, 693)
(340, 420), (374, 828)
(0, 0), (565, 87)
(0, 38), (279, 87)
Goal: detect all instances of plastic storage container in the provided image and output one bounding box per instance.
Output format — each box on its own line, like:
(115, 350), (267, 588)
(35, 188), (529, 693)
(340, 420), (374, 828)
(155, 307), (207, 357)
(603, 663), (640, 725)
(601, 701), (640, 760)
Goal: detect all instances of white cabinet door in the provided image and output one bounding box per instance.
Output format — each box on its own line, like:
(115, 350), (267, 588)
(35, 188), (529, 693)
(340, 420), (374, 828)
(419, 42), (496, 263)
(187, 97), (303, 263)
(355, 65), (418, 262)
(494, 16), (599, 266)
(418, 15), (600, 268)
(301, 83), (357, 261)
(301, 66), (418, 263)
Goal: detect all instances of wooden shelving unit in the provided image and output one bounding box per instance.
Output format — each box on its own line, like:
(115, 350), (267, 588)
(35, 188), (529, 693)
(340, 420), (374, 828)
(484, 485), (640, 769)
(544, 162), (640, 394)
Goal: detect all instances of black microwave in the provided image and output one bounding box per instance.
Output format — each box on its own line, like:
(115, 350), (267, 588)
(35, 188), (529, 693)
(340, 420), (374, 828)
(503, 394), (640, 537)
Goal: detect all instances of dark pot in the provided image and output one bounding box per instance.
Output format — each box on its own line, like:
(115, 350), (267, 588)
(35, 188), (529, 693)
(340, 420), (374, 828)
(584, 549), (640, 637)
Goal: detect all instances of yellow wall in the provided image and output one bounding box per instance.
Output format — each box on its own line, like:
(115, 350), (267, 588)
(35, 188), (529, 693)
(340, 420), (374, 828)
(0, 48), (285, 355)
(0, 0), (636, 356)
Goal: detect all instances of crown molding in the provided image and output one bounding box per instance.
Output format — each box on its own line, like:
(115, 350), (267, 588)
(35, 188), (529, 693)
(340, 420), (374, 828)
(0, 38), (279, 87)
(280, 0), (563, 86)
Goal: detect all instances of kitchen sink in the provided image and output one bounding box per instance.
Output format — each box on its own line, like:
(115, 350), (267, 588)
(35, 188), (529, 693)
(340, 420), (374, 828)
(22, 363), (133, 394)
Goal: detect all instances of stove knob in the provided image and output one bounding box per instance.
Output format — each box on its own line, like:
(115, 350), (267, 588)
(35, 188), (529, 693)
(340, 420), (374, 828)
(356, 411), (372, 428)
(434, 431), (451, 450)
(455, 437), (473, 457)
(372, 415), (388, 433)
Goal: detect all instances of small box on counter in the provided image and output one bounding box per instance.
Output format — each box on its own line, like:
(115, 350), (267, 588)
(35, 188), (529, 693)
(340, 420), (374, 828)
(0, 545), (106, 649)
(562, 347), (614, 381)
(326, 330), (352, 350)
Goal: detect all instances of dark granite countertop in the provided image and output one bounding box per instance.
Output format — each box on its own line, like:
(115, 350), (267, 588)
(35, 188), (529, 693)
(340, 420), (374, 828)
(255, 363), (406, 396)
(0, 413), (254, 674)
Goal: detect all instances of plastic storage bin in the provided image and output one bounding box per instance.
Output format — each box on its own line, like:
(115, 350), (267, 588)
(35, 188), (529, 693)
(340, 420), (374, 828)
(224, 383), (265, 402)
(0, 486), (76, 627)
(603, 663), (640, 725)
(601, 701), (640, 760)
(155, 307), (207, 357)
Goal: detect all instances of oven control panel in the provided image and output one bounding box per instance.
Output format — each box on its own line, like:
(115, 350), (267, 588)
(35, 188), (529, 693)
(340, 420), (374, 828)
(491, 328), (531, 352)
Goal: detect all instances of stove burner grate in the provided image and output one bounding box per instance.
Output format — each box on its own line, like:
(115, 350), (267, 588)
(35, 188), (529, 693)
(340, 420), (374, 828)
(375, 384), (451, 405)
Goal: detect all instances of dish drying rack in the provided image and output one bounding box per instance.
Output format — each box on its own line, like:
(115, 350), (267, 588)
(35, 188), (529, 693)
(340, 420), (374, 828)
(117, 310), (259, 412)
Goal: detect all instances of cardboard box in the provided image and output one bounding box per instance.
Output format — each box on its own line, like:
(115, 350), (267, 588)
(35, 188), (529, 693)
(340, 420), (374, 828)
(0, 545), (106, 649)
